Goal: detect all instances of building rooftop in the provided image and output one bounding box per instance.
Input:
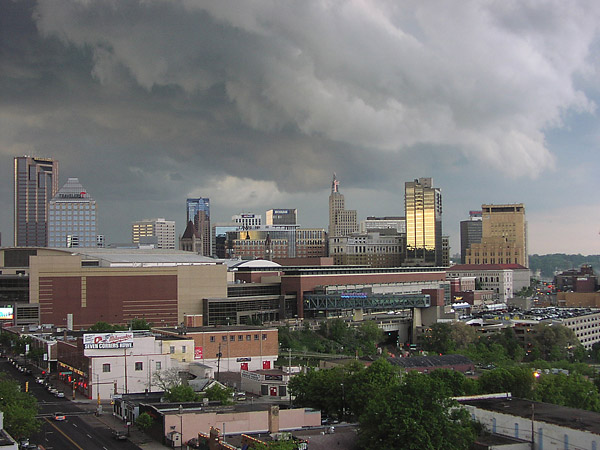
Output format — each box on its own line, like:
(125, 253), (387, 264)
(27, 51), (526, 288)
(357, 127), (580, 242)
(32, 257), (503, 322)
(460, 397), (600, 434)
(449, 264), (529, 271)
(153, 325), (278, 334)
(388, 354), (473, 369)
(69, 248), (220, 267)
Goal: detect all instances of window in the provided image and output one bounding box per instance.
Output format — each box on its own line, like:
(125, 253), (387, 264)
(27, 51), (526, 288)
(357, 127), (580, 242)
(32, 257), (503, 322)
(262, 334), (267, 340)
(155, 361), (161, 371)
(182, 346), (186, 353)
(238, 335), (243, 341)
(230, 336), (235, 341)
(254, 334), (259, 341)
(210, 336), (215, 342)
(102, 363), (111, 373)
(169, 346), (175, 354)
(222, 336), (227, 342)
(135, 362), (143, 371)
(246, 335), (251, 341)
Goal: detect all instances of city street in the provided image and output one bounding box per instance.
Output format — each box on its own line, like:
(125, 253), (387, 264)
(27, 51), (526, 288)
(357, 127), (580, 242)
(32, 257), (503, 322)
(0, 356), (142, 450)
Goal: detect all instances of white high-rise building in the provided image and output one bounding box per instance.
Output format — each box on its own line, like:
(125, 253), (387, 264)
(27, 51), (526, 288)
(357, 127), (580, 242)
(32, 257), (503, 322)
(132, 218), (176, 249)
(48, 178), (98, 248)
(232, 213), (262, 228)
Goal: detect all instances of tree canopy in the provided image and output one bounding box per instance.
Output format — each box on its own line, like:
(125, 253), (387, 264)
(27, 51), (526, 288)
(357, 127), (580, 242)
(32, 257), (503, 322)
(0, 373), (39, 438)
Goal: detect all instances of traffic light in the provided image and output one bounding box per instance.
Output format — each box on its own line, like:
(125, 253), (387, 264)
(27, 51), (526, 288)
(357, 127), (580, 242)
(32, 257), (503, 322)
(25, 381), (29, 392)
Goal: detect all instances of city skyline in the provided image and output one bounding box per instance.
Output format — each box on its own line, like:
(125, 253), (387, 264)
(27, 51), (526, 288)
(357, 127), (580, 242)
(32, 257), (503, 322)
(2, 1), (600, 254)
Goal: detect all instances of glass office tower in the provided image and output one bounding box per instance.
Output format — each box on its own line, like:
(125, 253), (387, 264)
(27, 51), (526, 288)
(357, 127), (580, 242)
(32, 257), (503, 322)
(186, 198), (211, 256)
(14, 156), (59, 247)
(404, 177), (442, 266)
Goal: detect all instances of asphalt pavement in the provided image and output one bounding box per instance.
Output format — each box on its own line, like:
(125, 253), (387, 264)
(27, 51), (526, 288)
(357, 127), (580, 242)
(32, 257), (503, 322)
(0, 355), (166, 449)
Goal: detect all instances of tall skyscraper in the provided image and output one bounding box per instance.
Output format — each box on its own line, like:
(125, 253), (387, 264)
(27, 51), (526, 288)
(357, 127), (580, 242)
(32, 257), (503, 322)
(466, 204), (528, 267)
(404, 177), (443, 266)
(328, 174), (358, 237)
(186, 198), (211, 256)
(14, 156), (59, 247)
(132, 218), (176, 249)
(48, 178), (98, 248)
(460, 210), (482, 264)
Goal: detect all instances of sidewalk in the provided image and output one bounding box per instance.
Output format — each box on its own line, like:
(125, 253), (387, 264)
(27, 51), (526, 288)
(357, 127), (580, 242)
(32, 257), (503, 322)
(71, 392), (168, 449)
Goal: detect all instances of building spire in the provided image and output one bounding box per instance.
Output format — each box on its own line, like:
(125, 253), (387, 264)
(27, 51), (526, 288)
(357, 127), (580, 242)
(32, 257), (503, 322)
(331, 173), (339, 193)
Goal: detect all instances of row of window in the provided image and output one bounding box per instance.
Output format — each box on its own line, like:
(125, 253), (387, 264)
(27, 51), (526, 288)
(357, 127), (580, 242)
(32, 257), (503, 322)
(102, 361), (162, 373)
(210, 333), (268, 343)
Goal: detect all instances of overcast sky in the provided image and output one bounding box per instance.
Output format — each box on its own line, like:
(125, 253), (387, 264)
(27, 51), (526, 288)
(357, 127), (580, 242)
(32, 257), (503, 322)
(2, 0), (600, 255)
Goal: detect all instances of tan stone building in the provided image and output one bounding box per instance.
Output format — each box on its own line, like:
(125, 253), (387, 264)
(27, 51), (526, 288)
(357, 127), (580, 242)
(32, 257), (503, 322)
(0, 247), (227, 328)
(328, 173), (358, 238)
(466, 203), (528, 267)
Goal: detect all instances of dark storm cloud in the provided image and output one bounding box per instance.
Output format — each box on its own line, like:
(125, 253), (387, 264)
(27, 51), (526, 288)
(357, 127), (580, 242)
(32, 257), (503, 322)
(1, 0), (600, 250)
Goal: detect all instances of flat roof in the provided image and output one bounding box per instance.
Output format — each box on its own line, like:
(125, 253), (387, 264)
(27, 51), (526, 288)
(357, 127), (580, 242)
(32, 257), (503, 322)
(461, 397), (600, 434)
(153, 325), (278, 334)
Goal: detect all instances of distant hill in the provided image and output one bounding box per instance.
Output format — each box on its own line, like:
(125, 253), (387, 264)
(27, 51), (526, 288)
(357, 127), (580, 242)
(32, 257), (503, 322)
(529, 254), (600, 279)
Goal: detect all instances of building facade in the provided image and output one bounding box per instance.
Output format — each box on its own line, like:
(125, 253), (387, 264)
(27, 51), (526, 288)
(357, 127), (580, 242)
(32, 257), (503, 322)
(187, 198), (211, 256)
(404, 178), (443, 266)
(132, 218), (176, 249)
(328, 174), (358, 238)
(328, 229), (404, 267)
(266, 209), (297, 226)
(447, 263), (530, 302)
(360, 216), (406, 234)
(466, 204), (528, 267)
(57, 332), (175, 400)
(4, 248), (228, 327)
(48, 178), (98, 248)
(14, 156), (59, 247)
(154, 326), (279, 373)
(459, 210), (482, 264)
(232, 213), (262, 228)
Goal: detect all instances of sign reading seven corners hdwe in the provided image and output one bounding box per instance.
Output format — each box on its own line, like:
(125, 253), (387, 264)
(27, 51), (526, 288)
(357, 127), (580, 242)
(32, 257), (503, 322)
(83, 332), (134, 349)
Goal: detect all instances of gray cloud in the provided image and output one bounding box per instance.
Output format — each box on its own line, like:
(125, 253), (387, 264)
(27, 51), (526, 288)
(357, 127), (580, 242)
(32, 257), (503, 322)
(33, 0), (599, 175)
(1, 0), (600, 251)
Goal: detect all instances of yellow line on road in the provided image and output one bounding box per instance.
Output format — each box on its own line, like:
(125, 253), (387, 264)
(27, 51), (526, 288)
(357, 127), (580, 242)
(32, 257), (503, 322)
(43, 417), (85, 450)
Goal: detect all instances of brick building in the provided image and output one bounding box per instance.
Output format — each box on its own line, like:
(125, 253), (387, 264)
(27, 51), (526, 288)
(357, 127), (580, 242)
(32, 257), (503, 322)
(153, 326), (279, 373)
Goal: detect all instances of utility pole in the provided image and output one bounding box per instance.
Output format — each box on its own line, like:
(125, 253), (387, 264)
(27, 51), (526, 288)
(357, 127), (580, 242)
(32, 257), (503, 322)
(216, 343), (222, 382)
(124, 348), (128, 394)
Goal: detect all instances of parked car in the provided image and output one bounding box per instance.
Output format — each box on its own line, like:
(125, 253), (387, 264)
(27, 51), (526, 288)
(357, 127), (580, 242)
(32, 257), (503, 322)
(186, 438), (200, 448)
(54, 391), (65, 398)
(112, 430), (127, 441)
(53, 412), (66, 421)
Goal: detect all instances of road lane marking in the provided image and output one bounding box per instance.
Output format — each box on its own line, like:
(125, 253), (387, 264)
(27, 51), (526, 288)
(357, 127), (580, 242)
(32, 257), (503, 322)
(87, 434), (92, 438)
(72, 423), (77, 427)
(43, 417), (85, 450)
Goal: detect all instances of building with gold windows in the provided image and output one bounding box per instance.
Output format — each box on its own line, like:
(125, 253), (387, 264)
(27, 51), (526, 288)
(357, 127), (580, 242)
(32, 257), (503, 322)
(404, 178), (443, 266)
(465, 204), (528, 267)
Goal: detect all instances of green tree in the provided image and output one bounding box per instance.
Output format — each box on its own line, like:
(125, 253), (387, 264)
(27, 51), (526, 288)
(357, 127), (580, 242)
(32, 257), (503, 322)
(0, 373), (39, 438)
(533, 373), (600, 411)
(88, 321), (126, 332)
(130, 318), (152, 330)
(477, 367), (534, 398)
(358, 371), (477, 450)
(135, 412), (154, 431)
(531, 324), (581, 361)
(164, 385), (200, 402)
(421, 323), (455, 354)
(345, 359), (399, 420)
(203, 385), (234, 405)
(449, 322), (477, 351)
(429, 369), (478, 397)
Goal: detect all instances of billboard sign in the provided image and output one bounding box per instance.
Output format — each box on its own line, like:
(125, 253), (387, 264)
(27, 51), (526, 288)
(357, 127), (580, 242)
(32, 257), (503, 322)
(194, 346), (203, 360)
(0, 308), (14, 320)
(83, 332), (134, 349)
